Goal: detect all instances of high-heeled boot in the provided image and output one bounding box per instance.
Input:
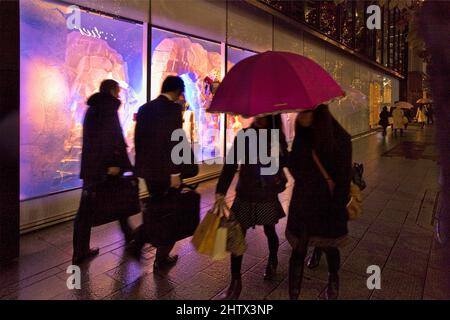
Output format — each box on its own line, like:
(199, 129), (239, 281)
(219, 278), (242, 300)
(288, 258), (304, 300)
(323, 272), (339, 300)
(306, 248), (322, 270)
(264, 258), (278, 280)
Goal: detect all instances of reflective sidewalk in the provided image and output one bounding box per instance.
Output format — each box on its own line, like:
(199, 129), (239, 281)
(1, 124), (448, 300)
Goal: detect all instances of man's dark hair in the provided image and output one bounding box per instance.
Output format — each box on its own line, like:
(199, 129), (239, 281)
(161, 76), (185, 93)
(100, 79), (119, 94)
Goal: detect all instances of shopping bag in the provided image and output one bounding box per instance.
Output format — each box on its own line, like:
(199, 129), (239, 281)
(347, 182), (363, 220)
(222, 218), (247, 256)
(191, 202), (222, 255)
(211, 226), (228, 260)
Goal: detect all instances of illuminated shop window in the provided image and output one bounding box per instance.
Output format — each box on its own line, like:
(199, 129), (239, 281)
(20, 0), (145, 200)
(225, 47), (256, 151)
(151, 28), (224, 163)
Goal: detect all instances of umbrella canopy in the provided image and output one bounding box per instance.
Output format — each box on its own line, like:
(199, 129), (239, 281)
(208, 51), (344, 117)
(395, 101), (414, 109)
(417, 97), (432, 104)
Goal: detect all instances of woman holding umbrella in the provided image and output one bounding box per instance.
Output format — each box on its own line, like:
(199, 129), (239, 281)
(287, 105), (352, 300)
(208, 51), (347, 300)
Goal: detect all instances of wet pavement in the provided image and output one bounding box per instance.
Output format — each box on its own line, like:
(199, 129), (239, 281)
(1, 124), (448, 300)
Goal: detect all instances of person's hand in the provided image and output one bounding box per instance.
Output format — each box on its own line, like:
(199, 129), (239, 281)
(170, 174), (182, 189)
(215, 193), (225, 202)
(107, 167), (121, 176)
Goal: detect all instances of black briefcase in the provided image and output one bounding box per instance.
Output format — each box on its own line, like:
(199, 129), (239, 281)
(88, 175), (142, 227)
(143, 185), (200, 246)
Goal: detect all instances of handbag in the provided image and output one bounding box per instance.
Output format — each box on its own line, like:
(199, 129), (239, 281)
(347, 182), (363, 220)
(259, 168), (287, 194)
(311, 151), (363, 220)
(143, 184), (200, 246)
(88, 175), (141, 227)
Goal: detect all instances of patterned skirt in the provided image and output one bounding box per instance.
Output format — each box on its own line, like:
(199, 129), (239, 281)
(230, 197), (286, 230)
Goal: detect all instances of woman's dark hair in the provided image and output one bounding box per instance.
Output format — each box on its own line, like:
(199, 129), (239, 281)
(162, 76), (185, 93)
(99, 79), (119, 94)
(295, 104), (348, 158)
(382, 106), (388, 112)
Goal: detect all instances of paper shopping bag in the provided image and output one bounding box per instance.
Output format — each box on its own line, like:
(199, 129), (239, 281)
(192, 210), (221, 255)
(211, 226), (228, 260)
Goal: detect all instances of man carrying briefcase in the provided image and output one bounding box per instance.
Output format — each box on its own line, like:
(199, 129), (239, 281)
(128, 76), (199, 270)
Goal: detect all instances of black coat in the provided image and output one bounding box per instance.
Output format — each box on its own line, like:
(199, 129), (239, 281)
(287, 124), (352, 238)
(379, 110), (390, 127)
(134, 95), (182, 190)
(80, 93), (132, 181)
(216, 127), (288, 202)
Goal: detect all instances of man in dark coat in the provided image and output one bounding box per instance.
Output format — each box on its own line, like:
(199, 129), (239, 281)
(128, 76), (185, 270)
(73, 79), (133, 264)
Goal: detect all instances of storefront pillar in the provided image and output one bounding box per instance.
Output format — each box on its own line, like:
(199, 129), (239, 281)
(0, 0), (20, 263)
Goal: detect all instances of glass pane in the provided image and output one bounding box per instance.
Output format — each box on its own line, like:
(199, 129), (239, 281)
(319, 1), (338, 39)
(304, 0), (319, 27)
(354, 1), (365, 53)
(20, 0), (145, 200)
(225, 47), (256, 151)
(151, 28), (224, 164)
(340, 1), (354, 48)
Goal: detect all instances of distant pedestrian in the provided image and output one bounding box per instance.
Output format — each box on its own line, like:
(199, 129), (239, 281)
(392, 106), (405, 137)
(426, 105), (434, 125)
(379, 106), (390, 136)
(416, 105), (427, 129)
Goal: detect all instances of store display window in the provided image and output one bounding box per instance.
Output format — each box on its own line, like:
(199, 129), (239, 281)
(20, 0), (145, 200)
(225, 46), (256, 151)
(151, 28), (224, 163)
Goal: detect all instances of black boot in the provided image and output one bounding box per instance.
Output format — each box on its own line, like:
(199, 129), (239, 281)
(264, 259), (278, 280)
(306, 248), (322, 270)
(322, 273), (339, 300)
(288, 258), (304, 300)
(72, 247), (99, 265)
(219, 278), (242, 300)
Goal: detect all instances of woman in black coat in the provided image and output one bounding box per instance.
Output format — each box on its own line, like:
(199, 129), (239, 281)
(379, 106), (390, 136)
(287, 104), (352, 300)
(215, 115), (288, 300)
(73, 79), (133, 264)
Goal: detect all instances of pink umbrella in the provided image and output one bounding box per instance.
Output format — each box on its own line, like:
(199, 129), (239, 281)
(208, 51), (344, 117)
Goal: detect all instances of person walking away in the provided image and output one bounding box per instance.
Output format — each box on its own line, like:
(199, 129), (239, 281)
(287, 105), (352, 300)
(426, 105), (434, 125)
(392, 106), (405, 137)
(73, 79), (134, 264)
(378, 106), (390, 136)
(128, 76), (185, 270)
(215, 115), (288, 300)
(416, 105), (427, 129)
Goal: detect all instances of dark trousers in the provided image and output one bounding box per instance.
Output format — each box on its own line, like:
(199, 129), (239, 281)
(73, 182), (133, 258)
(131, 178), (175, 262)
(231, 225), (279, 280)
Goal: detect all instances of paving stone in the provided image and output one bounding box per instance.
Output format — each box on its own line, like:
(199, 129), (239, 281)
(371, 269), (424, 300)
(368, 218), (403, 237)
(385, 247), (428, 278)
(107, 273), (177, 300)
(357, 232), (397, 257)
(167, 272), (227, 300)
(338, 270), (373, 300)
(423, 267), (450, 300)
(342, 247), (388, 277)
(5, 275), (68, 300)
